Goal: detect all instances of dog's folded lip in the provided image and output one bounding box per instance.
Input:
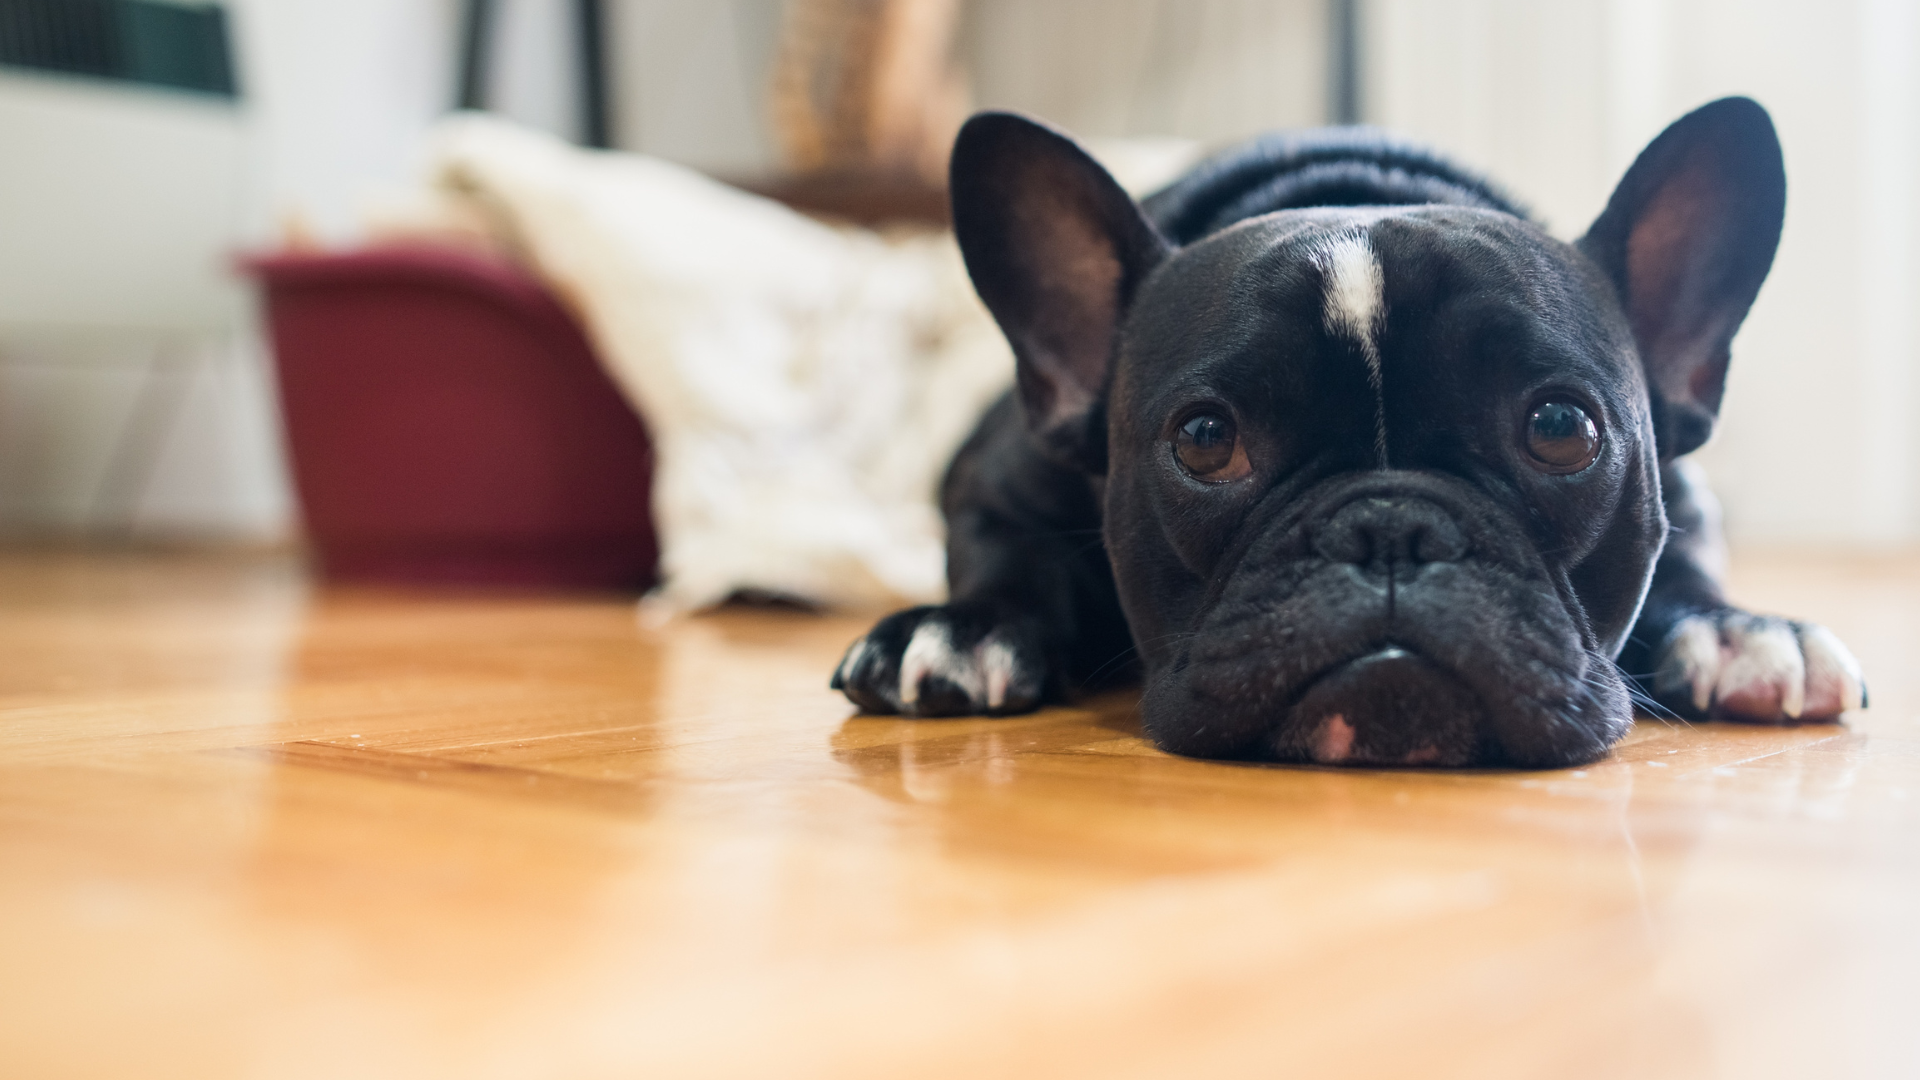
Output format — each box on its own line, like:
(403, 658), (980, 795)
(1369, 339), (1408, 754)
(1285, 642), (1424, 703)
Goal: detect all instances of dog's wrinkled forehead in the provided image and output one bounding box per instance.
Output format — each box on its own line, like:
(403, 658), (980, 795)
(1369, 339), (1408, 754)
(1120, 205), (1641, 451)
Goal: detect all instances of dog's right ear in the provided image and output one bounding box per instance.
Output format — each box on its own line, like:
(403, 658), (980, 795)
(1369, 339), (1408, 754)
(950, 112), (1171, 472)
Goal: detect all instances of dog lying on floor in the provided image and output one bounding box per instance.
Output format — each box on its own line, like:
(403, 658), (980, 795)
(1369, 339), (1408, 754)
(831, 97), (1865, 768)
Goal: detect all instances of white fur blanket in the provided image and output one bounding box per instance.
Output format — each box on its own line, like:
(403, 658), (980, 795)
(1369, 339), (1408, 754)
(408, 116), (1014, 613)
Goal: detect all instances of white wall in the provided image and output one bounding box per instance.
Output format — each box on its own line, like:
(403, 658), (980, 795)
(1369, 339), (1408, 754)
(609, 0), (786, 175)
(1366, 0), (1920, 546)
(232, 0), (461, 242)
(963, 0), (1328, 142)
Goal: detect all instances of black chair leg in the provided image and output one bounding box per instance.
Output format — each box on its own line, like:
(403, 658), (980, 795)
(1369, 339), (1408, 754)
(575, 0), (611, 148)
(456, 0), (494, 111)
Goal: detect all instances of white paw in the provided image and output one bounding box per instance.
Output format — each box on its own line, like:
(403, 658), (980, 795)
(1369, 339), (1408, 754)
(832, 604), (1048, 717)
(1653, 611), (1864, 723)
(897, 619), (1027, 711)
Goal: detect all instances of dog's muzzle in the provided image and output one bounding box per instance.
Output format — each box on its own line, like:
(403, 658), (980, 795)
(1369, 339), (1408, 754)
(1140, 475), (1627, 768)
(1284, 494), (1486, 765)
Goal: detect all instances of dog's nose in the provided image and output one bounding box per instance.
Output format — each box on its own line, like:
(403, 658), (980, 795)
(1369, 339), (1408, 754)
(1313, 497), (1467, 571)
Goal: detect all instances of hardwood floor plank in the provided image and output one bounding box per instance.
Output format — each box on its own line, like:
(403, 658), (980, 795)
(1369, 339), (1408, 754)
(2, 548), (1917, 1078)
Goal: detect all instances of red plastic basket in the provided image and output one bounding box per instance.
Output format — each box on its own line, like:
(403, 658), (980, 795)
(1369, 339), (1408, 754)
(246, 245), (658, 590)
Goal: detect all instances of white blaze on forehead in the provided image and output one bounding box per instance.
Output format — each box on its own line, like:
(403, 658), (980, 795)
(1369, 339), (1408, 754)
(1315, 233), (1385, 372)
(1312, 231), (1388, 465)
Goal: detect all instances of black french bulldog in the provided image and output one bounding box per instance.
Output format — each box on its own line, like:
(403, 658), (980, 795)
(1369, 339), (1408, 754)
(831, 97), (1865, 768)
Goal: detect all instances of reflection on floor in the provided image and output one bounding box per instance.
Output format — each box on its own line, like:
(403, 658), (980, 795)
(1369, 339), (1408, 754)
(2, 548), (1917, 1079)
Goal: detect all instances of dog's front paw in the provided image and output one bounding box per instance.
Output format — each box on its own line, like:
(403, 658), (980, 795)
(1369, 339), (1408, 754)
(1651, 609), (1865, 723)
(831, 603), (1049, 717)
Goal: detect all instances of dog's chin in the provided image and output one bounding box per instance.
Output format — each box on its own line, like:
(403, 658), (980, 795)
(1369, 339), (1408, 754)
(1271, 647), (1489, 767)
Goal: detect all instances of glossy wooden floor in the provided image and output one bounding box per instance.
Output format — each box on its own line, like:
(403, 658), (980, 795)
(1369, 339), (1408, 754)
(3, 548), (1918, 1079)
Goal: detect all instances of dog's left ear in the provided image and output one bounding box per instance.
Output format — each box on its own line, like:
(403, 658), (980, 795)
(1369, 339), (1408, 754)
(950, 112), (1171, 472)
(1579, 96), (1786, 459)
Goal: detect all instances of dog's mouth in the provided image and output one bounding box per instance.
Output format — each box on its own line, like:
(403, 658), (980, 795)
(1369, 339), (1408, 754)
(1134, 474), (1635, 769)
(1271, 646), (1490, 767)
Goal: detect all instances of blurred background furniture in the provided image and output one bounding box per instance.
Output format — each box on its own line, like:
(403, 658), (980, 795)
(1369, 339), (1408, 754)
(246, 246), (657, 589)
(248, 0), (968, 590)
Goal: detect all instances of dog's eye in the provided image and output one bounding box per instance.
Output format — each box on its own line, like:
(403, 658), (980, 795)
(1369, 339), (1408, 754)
(1174, 412), (1250, 482)
(1526, 402), (1600, 472)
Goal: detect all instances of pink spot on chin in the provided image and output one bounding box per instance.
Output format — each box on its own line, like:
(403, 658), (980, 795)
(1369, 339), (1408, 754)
(1404, 746), (1441, 765)
(1313, 715), (1355, 763)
